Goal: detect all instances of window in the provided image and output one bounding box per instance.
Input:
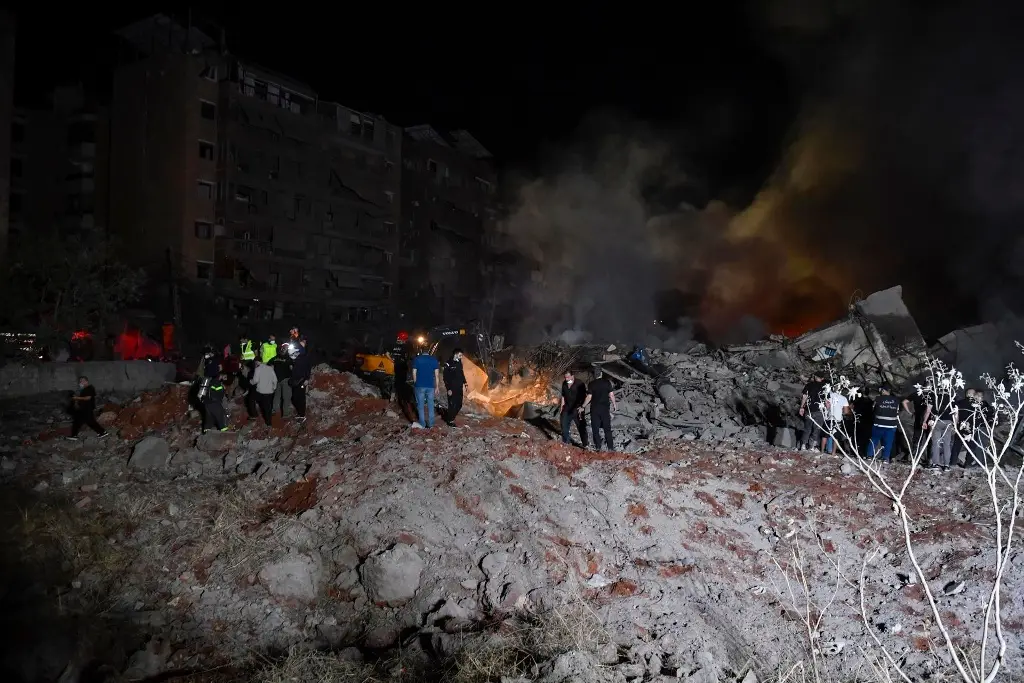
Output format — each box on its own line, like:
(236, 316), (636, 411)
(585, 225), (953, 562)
(195, 221), (213, 239)
(198, 140), (215, 160)
(10, 157), (22, 178)
(349, 113), (361, 136)
(199, 100), (216, 120)
(197, 180), (215, 199)
(67, 121), (95, 146)
(384, 191), (394, 204)
(362, 118), (375, 141)
(477, 177), (493, 193)
(196, 261), (213, 281)
(383, 221), (395, 234)
(235, 185), (251, 203)
(11, 121), (24, 143)
(9, 192), (23, 213)
(427, 159), (437, 175)
(200, 65), (218, 81)
(386, 129), (396, 148)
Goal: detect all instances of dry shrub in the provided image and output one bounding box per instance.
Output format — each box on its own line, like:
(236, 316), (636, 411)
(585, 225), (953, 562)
(14, 500), (129, 577)
(255, 648), (382, 683)
(445, 598), (610, 683)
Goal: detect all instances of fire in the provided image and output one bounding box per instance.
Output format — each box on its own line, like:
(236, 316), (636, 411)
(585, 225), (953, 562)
(460, 357), (556, 417)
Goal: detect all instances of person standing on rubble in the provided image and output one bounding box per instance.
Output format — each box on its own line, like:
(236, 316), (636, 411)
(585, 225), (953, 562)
(260, 334), (278, 364)
(202, 372), (229, 433)
(411, 347), (441, 428)
(271, 346), (293, 418)
(584, 367), (616, 451)
(290, 338), (311, 423)
(251, 358), (277, 426)
(67, 376), (108, 440)
(798, 372), (827, 452)
(867, 384), (900, 462)
(443, 348), (468, 427)
(923, 390), (955, 471)
(559, 369), (589, 448)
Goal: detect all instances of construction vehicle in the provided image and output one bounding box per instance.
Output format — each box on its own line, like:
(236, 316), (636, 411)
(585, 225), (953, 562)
(354, 322), (510, 396)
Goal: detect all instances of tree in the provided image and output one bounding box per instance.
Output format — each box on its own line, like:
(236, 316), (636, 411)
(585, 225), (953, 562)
(0, 234), (145, 355)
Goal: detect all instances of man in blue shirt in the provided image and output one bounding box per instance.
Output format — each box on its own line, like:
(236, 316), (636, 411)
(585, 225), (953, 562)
(411, 350), (440, 427)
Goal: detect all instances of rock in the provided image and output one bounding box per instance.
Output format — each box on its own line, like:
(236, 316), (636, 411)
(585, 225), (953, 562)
(97, 411), (117, 427)
(122, 636), (172, 680)
(128, 436), (169, 470)
(196, 430), (237, 451)
(741, 670), (759, 683)
(168, 449), (204, 469)
(481, 552), (509, 579)
(258, 552), (326, 601)
(360, 544), (424, 605)
(840, 462), (854, 475)
(772, 427), (796, 449)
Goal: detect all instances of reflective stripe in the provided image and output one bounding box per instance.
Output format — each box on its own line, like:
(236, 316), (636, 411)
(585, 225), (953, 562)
(240, 341), (255, 360)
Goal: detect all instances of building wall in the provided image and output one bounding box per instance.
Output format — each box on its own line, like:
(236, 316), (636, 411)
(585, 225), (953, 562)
(9, 86), (110, 243)
(110, 50), (221, 271)
(0, 10), (14, 260)
(109, 21), (401, 343)
(399, 127), (498, 328)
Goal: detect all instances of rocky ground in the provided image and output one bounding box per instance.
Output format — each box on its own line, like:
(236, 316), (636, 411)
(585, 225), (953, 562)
(0, 363), (1020, 683)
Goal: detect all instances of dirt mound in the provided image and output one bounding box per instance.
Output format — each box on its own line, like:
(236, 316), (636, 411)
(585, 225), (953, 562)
(0, 364), (1019, 682)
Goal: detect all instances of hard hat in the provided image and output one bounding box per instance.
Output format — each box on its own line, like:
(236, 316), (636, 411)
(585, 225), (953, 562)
(397, 330), (409, 342)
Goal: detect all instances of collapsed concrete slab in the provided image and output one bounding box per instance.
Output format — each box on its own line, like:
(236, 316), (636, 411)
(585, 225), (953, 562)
(793, 286), (927, 388)
(932, 317), (1024, 384)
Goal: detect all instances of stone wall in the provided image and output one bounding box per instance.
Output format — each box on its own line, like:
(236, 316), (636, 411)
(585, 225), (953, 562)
(0, 361), (176, 398)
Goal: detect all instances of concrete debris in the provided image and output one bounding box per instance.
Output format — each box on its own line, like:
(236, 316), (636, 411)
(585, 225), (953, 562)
(0, 286), (1018, 682)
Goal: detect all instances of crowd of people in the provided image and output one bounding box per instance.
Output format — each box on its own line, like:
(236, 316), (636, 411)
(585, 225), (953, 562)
(798, 372), (995, 472)
(189, 326), (312, 433)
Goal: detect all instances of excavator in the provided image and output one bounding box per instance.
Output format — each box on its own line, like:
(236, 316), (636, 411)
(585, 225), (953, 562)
(354, 322), (510, 396)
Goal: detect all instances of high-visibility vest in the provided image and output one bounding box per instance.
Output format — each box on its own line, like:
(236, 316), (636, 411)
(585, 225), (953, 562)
(240, 340), (255, 361)
(261, 341), (277, 363)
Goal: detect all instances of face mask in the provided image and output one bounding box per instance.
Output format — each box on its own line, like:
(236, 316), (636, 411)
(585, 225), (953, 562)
(566, 378), (573, 386)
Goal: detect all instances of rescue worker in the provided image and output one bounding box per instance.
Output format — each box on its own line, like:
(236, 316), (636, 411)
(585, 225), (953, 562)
(289, 338), (311, 422)
(443, 348), (469, 426)
(239, 334), (256, 367)
(251, 358), (278, 426)
(270, 346), (293, 417)
(285, 327), (302, 360)
(202, 373), (229, 433)
(559, 369), (588, 448)
(260, 334), (278, 364)
(584, 367), (616, 451)
(867, 384), (900, 463)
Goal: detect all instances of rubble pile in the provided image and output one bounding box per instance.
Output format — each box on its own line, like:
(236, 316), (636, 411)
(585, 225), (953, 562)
(0, 355), (1019, 682)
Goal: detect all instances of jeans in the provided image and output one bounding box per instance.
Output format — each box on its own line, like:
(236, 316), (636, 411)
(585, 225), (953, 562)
(930, 420), (953, 467)
(560, 409), (588, 447)
(867, 425), (897, 461)
(415, 386), (435, 427)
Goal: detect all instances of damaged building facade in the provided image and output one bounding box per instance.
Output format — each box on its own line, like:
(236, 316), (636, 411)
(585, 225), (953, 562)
(9, 85), (110, 244)
(109, 15), (400, 335)
(399, 124), (498, 327)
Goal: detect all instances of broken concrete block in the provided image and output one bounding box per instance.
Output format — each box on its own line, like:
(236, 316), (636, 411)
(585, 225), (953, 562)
(128, 436), (169, 470)
(258, 552), (326, 601)
(657, 383), (686, 411)
(360, 544), (424, 605)
(196, 430), (237, 451)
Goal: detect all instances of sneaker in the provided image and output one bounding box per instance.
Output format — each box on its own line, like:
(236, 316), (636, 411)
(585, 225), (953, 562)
(97, 432), (109, 439)
(219, 427), (229, 432)
(202, 430), (209, 435)
(296, 416), (306, 423)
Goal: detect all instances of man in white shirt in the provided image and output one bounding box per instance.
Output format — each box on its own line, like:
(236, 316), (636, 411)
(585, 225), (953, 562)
(826, 390), (851, 455)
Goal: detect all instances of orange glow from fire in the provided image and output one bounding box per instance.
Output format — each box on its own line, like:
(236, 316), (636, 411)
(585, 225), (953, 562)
(461, 357), (556, 417)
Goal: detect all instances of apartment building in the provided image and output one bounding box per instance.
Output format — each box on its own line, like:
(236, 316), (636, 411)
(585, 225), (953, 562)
(9, 85), (110, 244)
(400, 124), (498, 327)
(109, 15), (400, 334)
(0, 10), (14, 259)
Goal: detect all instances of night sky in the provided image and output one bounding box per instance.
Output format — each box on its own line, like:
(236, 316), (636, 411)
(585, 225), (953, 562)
(12, 5), (796, 192)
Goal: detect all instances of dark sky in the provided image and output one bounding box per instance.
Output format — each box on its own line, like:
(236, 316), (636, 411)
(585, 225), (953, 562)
(11, 5), (797, 193)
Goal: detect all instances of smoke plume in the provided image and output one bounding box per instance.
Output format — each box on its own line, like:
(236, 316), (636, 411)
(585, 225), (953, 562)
(505, 0), (1024, 345)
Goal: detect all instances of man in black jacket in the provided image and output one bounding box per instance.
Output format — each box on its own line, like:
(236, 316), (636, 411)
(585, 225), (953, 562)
(290, 338), (311, 422)
(443, 348), (469, 426)
(559, 369), (588, 448)
(584, 367), (616, 451)
(867, 384), (900, 462)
